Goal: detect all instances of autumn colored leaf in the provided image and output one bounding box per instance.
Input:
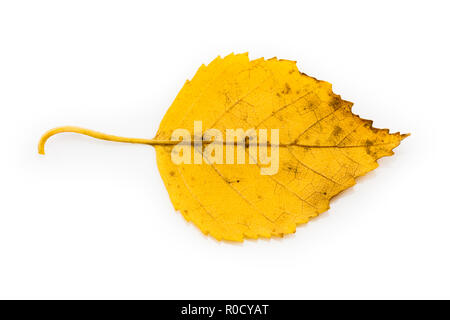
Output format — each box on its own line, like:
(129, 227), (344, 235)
(39, 53), (408, 242)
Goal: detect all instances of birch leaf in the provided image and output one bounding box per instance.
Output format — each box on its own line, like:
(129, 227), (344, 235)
(39, 53), (408, 242)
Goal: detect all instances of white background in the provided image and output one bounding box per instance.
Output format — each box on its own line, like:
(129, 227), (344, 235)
(0, 0), (448, 299)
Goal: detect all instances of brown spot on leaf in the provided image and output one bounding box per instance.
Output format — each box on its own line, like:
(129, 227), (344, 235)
(330, 96), (342, 110)
(282, 83), (291, 94)
(365, 140), (374, 155)
(332, 126), (343, 137)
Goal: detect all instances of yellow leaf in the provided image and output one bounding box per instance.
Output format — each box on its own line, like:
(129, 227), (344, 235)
(38, 53), (408, 242)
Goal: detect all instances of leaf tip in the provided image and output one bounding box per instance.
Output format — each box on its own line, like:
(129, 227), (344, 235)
(400, 133), (411, 140)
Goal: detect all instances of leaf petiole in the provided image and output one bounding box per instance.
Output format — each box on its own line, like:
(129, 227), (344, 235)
(38, 126), (177, 155)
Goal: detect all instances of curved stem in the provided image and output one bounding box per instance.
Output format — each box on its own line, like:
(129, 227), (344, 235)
(38, 126), (176, 155)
